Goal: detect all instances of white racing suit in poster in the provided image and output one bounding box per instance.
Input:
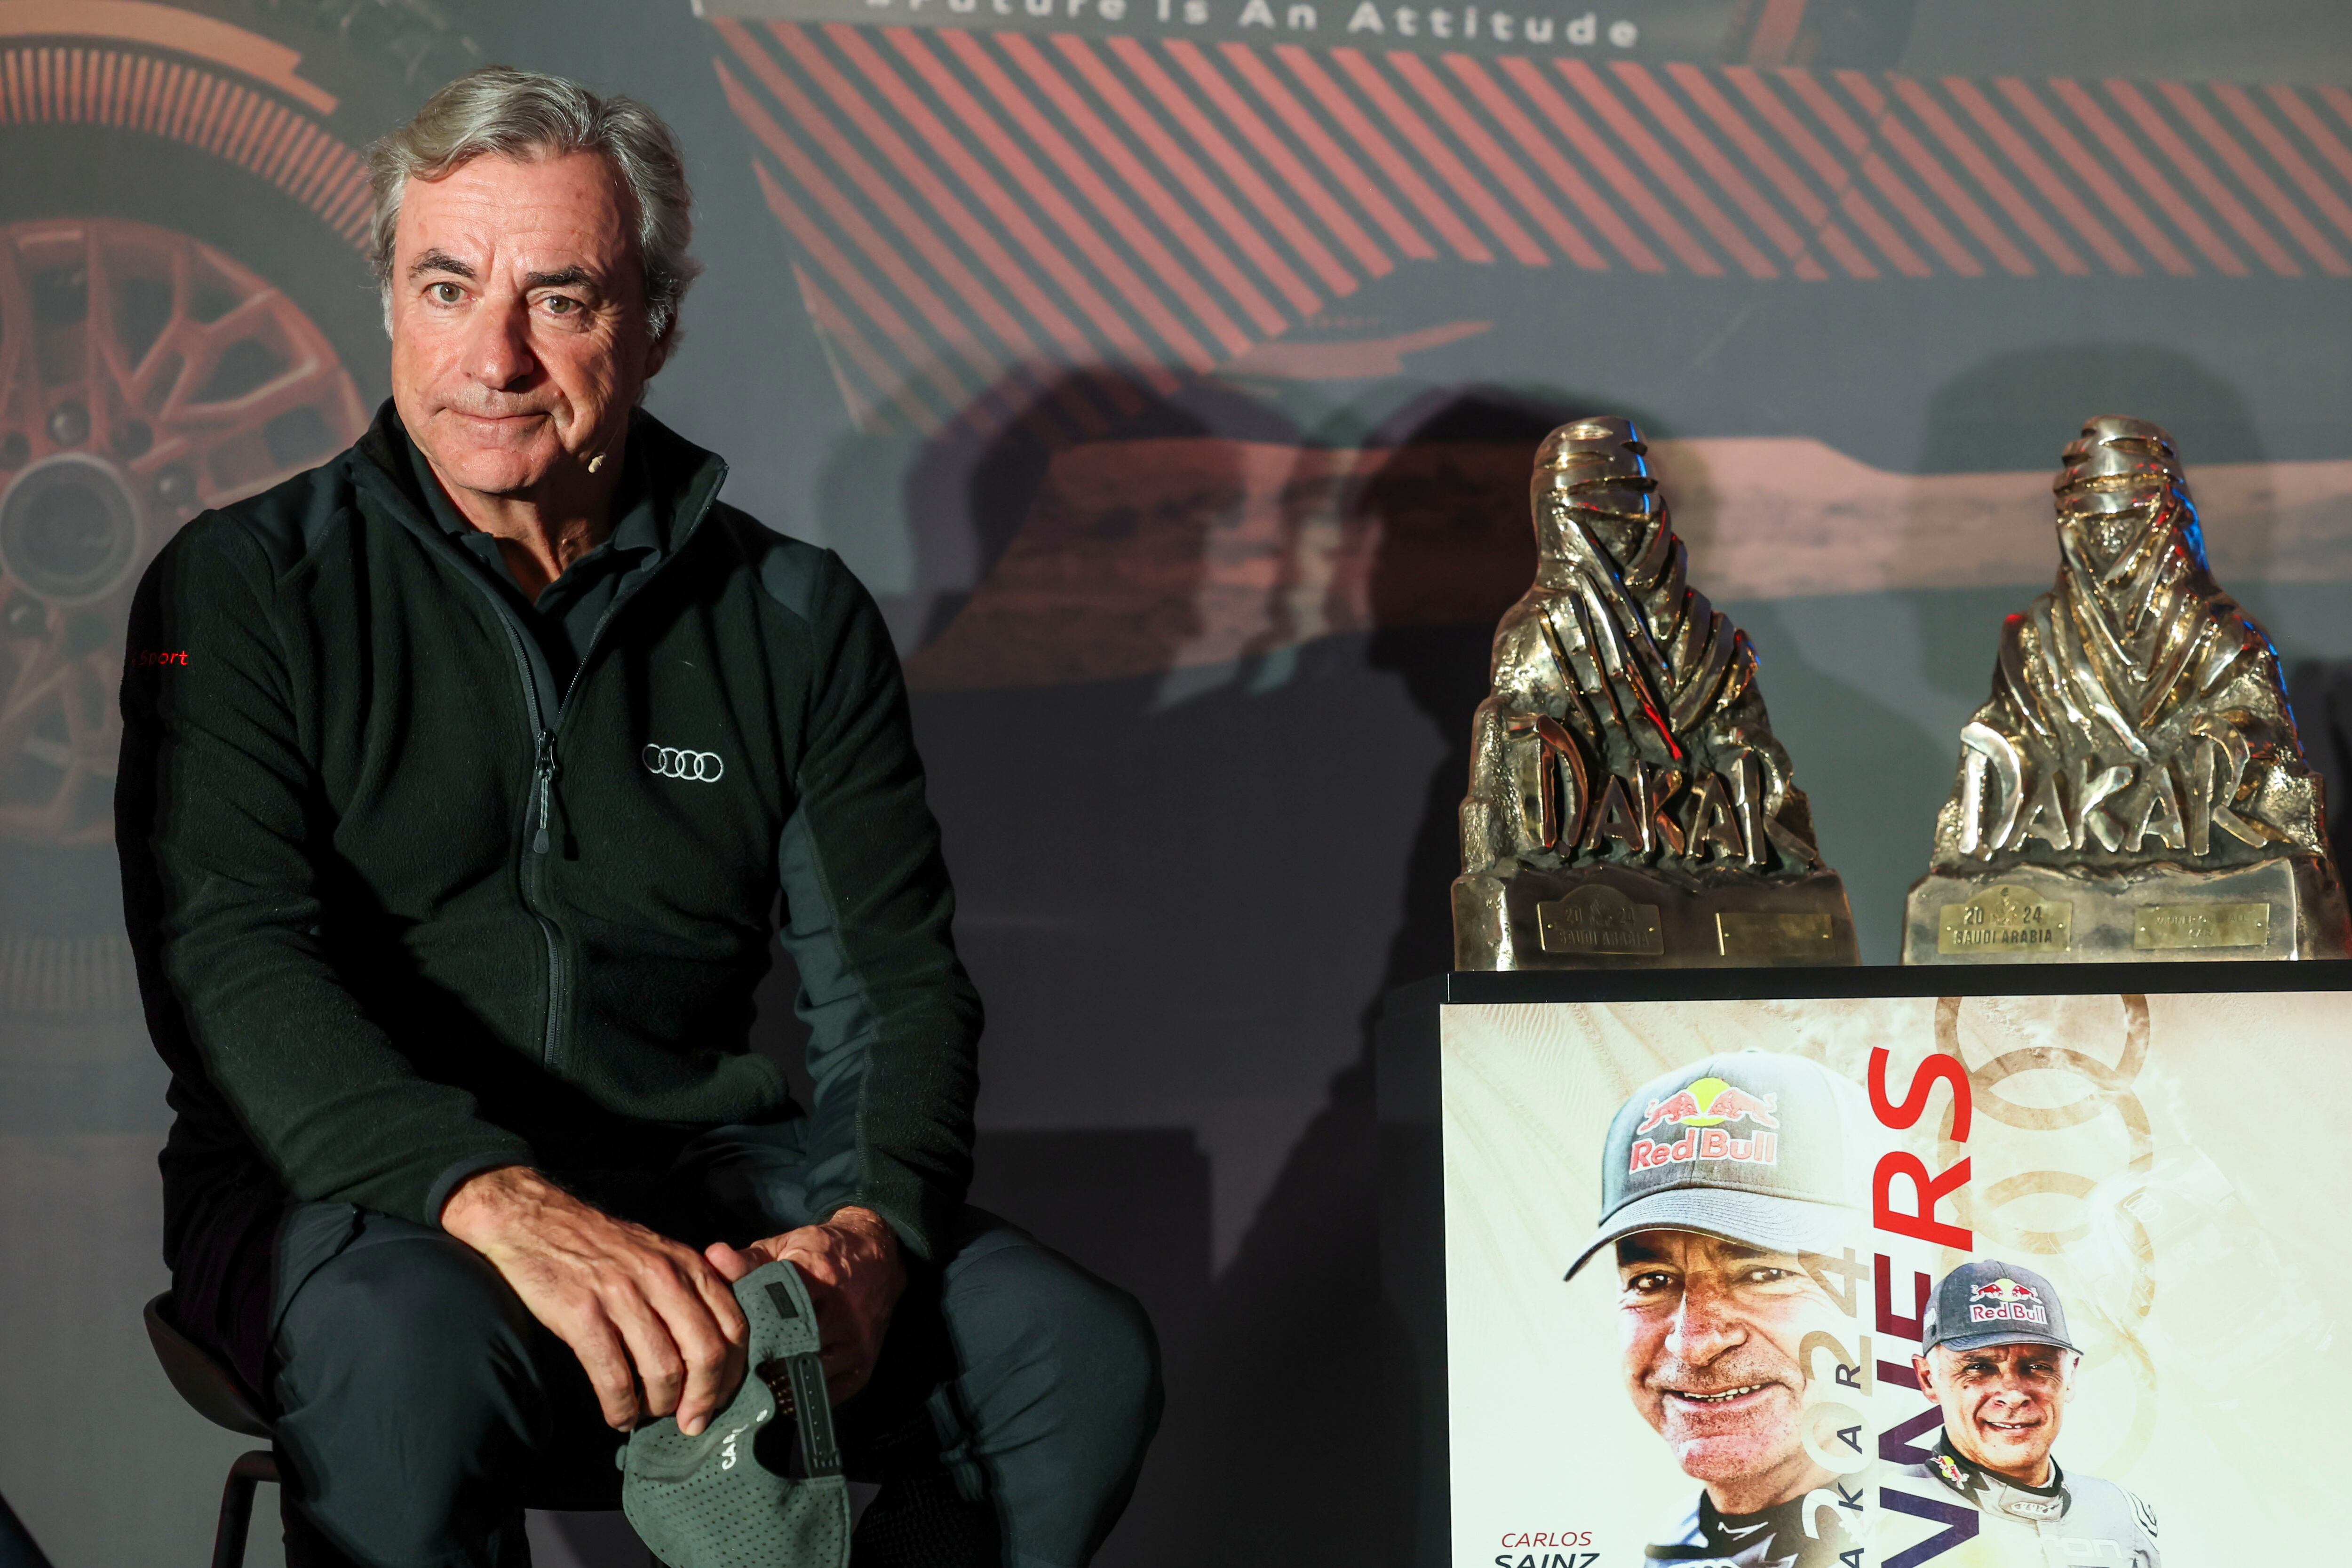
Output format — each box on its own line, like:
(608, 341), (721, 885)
(1644, 1492), (1858, 1566)
(1879, 1435), (2158, 1568)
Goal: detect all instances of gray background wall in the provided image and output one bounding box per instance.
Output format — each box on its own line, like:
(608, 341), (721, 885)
(5, 0), (2352, 1562)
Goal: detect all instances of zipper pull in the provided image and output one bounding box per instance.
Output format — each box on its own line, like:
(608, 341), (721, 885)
(532, 730), (558, 855)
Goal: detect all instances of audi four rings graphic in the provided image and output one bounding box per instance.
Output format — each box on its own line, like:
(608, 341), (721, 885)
(643, 745), (725, 782)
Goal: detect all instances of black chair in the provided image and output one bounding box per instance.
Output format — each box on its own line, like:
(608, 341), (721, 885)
(142, 1295), (278, 1568)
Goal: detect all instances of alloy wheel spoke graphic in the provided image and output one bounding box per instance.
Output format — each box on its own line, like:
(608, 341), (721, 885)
(0, 217), (366, 843)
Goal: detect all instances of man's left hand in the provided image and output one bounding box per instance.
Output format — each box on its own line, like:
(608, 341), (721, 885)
(705, 1205), (905, 1404)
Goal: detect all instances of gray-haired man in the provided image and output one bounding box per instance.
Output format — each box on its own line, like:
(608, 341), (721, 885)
(119, 67), (1157, 1567)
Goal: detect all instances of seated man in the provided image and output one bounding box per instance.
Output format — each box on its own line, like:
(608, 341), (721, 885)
(117, 65), (1159, 1568)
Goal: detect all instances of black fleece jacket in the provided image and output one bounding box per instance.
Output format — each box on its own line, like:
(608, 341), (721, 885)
(117, 404), (981, 1269)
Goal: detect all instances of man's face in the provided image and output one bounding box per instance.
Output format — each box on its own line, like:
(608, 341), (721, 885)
(388, 149), (665, 501)
(1913, 1342), (2075, 1484)
(1617, 1230), (1839, 1510)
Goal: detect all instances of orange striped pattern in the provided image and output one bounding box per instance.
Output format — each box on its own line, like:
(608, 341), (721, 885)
(712, 24), (2352, 434)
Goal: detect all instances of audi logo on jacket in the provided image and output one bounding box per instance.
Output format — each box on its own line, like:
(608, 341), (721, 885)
(643, 745), (725, 782)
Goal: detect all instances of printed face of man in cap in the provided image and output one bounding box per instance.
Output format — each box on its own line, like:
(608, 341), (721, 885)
(1913, 1342), (2077, 1487)
(1616, 1229), (1841, 1514)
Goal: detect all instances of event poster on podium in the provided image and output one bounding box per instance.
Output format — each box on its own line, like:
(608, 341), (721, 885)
(1441, 987), (2341, 1568)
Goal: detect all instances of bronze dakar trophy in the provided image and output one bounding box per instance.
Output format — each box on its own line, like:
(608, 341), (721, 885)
(1452, 416), (1858, 969)
(1903, 415), (2350, 963)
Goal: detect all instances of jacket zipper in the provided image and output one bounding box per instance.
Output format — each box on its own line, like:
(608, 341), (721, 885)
(532, 730), (559, 855)
(464, 582), (570, 1071)
(514, 563), (681, 1069)
(389, 465), (721, 1076)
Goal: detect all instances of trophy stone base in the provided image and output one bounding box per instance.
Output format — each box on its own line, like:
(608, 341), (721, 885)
(1452, 864), (1859, 969)
(1901, 856), (2352, 964)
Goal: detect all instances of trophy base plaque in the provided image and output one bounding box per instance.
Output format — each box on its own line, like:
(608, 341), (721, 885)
(1452, 864), (1859, 969)
(1901, 857), (2352, 964)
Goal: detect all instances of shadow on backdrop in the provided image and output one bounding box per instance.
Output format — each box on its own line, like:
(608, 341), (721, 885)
(891, 373), (1303, 656)
(1193, 387), (1635, 1566)
(2287, 660), (2352, 880)
(1918, 344), (2265, 473)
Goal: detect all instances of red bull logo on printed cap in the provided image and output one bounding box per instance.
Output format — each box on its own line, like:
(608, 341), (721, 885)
(1634, 1077), (1781, 1133)
(1968, 1276), (2050, 1326)
(1627, 1076), (1780, 1173)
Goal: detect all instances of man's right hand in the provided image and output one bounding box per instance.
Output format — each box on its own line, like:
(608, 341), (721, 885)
(440, 1165), (748, 1435)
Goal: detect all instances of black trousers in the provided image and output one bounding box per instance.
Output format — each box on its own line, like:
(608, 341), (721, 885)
(235, 1126), (1162, 1568)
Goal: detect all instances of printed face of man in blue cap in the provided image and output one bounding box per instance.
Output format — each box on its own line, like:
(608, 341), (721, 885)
(1566, 1052), (1868, 1520)
(1910, 1259), (2082, 1488)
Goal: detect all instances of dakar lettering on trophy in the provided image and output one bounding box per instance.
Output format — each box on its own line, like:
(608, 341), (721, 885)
(1951, 717), (2267, 864)
(849, 0), (1644, 51)
(1511, 737), (1804, 876)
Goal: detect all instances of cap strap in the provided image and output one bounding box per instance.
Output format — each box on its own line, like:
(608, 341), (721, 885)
(785, 1352), (841, 1478)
